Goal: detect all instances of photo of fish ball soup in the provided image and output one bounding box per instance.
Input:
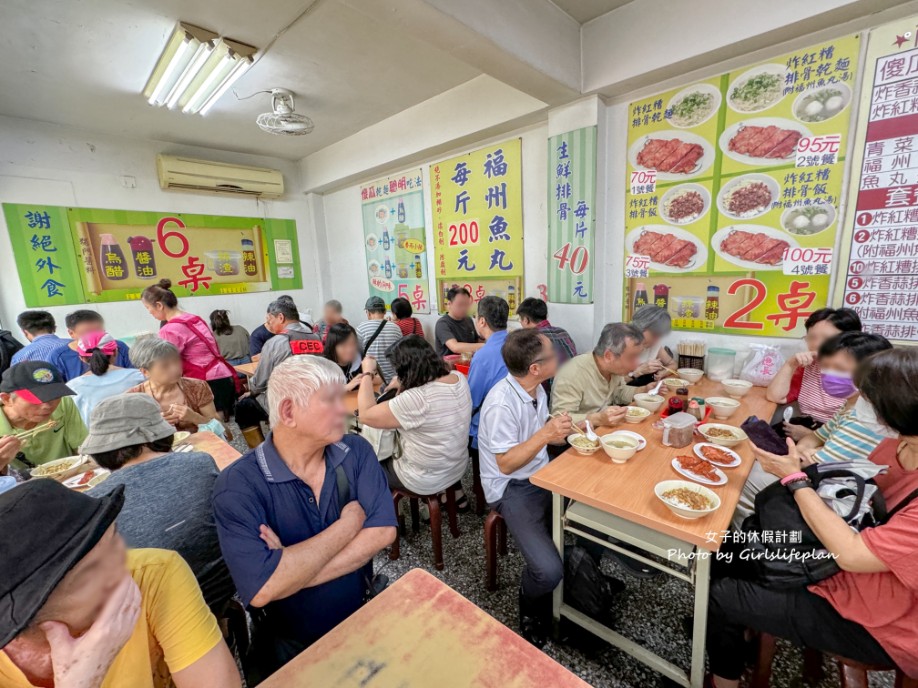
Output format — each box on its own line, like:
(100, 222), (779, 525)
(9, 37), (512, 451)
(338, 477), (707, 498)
(781, 205), (836, 236)
(793, 84), (852, 123)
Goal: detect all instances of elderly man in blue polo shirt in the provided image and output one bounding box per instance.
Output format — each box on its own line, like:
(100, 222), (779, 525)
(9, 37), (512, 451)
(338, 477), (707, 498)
(478, 328), (573, 648)
(213, 355), (397, 681)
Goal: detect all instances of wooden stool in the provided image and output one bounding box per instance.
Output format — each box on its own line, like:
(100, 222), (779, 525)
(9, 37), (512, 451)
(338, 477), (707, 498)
(484, 510), (508, 591)
(389, 484), (461, 570)
(752, 632), (916, 688)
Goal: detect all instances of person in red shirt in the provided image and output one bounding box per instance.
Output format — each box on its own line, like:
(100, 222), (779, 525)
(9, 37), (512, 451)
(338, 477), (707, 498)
(706, 347), (918, 687)
(391, 298), (423, 337)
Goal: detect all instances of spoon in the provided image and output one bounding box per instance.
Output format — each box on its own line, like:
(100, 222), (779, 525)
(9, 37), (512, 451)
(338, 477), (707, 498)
(783, 406), (794, 423)
(650, 379), (665, 396)
(584, 419), (599, 442)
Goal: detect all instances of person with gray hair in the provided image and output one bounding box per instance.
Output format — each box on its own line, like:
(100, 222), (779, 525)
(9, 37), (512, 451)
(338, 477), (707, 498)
(315, 299), (348, 341)
(212, 355), (397, 681)
(127, 336), (221, 434)
(235, 298), (323, 445)
(629, 305), (675, 386)
(550, 322), (646, 426)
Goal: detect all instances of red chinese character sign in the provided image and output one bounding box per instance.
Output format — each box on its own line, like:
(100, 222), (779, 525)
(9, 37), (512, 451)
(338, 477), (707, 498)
(360, 170), (431, 313)
(3, 204), (301, 306)
(838, 15), (918, 342)
(623, 35), (858, 337)
(430, 139), (524, 314)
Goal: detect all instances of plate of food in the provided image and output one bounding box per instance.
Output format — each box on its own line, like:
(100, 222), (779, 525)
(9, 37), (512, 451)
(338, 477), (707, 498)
(624, 406), (652, 424)
(655, 480), (721, 519)
(719, 118), (812, 166)
(727, 64), (788, 113)
(711, 224), (798, 271)
(717, 173), (780, 220)
(626, 226), (708, 273)
(693, 442), (741, 468)
(793, 83), (852, 123)
(660, 183), (711, 225)
(628, 130), (715, 180)
(698, 423), (748, 448)
(29, 455), (87, 480)
(666, 83), (722, 129)
(781, 204), (836, 236)
(606, 429), (647, 450)
(568, 434), (601, 455)
(63, 468), (110, 492)
(672, 455), (727, 486)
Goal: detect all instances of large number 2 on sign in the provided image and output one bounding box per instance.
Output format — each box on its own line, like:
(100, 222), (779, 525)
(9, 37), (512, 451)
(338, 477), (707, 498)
(552, 243), (589, 275)
(723, 278), (766, 330)
(448, 222), (479, 246)
(157, 217), (190, 258)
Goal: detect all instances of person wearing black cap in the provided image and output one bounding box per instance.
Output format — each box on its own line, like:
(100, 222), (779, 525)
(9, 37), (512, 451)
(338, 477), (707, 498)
(0, 361), (87, 476)
(0, 480), (241, 687)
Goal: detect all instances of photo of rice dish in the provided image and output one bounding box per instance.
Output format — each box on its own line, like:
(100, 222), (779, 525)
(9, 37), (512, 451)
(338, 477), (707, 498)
(669, 91), (716, 128)
(721, 180), (773, 218)
(730, 71), (784, 112)
(795, 86), (849, 123)
(663, 188), (705, 224)
(783, 206), (833, 235)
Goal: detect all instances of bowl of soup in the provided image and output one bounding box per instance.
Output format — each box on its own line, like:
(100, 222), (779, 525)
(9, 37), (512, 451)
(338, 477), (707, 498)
(633, 393), (665, 413)
(601, 435), (639, 463)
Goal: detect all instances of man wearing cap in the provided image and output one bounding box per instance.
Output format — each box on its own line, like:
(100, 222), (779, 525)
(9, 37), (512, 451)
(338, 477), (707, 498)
(355, 297), (402, 384)
(0, 479), (241, 687)
(0, 362), (87, 477)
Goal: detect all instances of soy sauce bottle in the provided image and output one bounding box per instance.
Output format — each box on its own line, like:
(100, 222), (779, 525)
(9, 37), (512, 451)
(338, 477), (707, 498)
(127, 236), (157, 279)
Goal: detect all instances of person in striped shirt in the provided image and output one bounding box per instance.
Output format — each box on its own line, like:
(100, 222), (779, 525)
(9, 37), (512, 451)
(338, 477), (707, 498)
(10, 311), (68, 365)
(734, 331), (894, 528)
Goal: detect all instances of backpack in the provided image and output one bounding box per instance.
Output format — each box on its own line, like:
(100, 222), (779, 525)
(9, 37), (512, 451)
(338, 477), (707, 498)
(0, 330), (24, 375)
(740, 463), (918, 588)
(564, 545), (619, 624)
(334, 465), (389, 599)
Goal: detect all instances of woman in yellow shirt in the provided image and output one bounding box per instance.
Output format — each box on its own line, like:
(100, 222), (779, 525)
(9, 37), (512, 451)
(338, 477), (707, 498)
(0, 480), (240, 688)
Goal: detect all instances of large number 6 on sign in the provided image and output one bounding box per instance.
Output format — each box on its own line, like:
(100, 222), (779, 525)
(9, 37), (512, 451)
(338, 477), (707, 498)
(156, 217), (190, 258)
(552, 243), (590, 275)
(723, 278), (766, 330)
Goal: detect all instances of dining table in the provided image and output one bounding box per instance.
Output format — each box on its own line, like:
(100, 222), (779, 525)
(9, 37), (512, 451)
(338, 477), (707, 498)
(259, 568), (591, 688)
(186, 430), (242, 471)
(530, 378), (775, 688)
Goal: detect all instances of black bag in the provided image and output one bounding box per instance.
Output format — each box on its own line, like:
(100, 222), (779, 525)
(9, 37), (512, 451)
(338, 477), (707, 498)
(741, 463), (918, 588)
(0, 330), (24, 376)
(334, 465), (389, 600)
(563, 545), (618, 624)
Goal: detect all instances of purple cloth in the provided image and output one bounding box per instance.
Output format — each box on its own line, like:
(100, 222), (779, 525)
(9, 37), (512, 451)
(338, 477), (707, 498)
(741, 416), (789, 456)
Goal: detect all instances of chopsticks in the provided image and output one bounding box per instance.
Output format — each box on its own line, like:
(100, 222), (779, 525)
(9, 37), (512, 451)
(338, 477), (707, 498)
(678, 340), (706, 358)
(12, 420), (58, 444)
(550, 413), (588, 437)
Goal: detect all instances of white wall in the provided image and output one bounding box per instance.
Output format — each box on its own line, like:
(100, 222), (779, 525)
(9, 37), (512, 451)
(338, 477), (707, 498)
(0, 116), (321, 340)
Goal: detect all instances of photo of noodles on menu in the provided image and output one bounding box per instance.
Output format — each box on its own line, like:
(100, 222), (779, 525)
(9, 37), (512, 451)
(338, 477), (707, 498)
(624, 34), (858, 338)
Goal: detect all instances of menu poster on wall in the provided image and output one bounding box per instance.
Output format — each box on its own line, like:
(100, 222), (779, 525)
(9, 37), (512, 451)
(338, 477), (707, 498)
(839, 16), (918, 342)
(548, 127), (596, 304)
(3, 204), (301, 307)
(623, 35), (859, 338)
(431, 138), (524, 315)
(360, 170), (431, 314)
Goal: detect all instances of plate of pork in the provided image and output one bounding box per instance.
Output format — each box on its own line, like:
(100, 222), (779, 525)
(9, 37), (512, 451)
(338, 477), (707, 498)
(719, 118), (812, 166)
(628, 130), (714, 180)
(711, 225), (799, 270)
(626, 225), (708, 273)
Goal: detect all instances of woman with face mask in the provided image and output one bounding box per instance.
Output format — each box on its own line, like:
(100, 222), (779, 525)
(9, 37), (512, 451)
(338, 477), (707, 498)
(733, 331), (893, 528)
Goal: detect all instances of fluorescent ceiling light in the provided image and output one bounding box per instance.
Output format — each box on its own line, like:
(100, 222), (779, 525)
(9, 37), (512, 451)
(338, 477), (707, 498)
(143, 24), (255, 116)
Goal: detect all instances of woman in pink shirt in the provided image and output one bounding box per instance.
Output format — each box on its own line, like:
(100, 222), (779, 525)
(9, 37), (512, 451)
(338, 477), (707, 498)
(141, 279), (235, 420)
(705, 348), (918, 687)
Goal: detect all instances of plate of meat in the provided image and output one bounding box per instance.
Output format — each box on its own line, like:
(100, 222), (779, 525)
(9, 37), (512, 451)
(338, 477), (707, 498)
(660, 183), (711, 225)
(719, 118), (812, 166)
(716, 174), (780, 220)
(629, 130), (714, 180)
(693, 442), (741, 468)
(626, 225), (708, 273)
(711, 225), (798, 270)
(672, 455), (727, 486)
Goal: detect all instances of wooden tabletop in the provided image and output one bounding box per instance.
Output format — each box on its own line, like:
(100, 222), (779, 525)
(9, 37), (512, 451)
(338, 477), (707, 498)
(530, 380), (775, 551)
(186, 430), (242, 471)
(234, 362), (257, 377)
(260, 568), (591, 688)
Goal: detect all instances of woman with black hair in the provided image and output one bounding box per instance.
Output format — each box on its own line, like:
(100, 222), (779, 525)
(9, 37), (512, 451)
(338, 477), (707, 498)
(767, 307), (862, 439)
(209, 309), (250, 366)
(706, 347), (918, 687)
(66, 331), (144, 426)
(357, 335), (472, 497)
(391, 297), (423, 337)
(322, 322), (371, 391)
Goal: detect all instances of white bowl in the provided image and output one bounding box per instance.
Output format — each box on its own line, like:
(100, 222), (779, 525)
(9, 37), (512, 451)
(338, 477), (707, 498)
(698, 423), (748, 448)
(607, 430), (647, 451)
(705, 396), (741, 420)
(633, 393), (665, 413)
(568, 434), (601, 455)
(601, 435), (639, 463)
(172, 431), (192, 446)
(677, 368), (704, 384)
(655, 480), (721, 519)
(663, 378), (689, 391)
(722, 378), (752, 399)
(624, 406), (652, 424)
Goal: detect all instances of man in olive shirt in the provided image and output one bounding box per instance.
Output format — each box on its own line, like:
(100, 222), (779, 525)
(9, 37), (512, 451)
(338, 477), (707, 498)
(0, 361), (87, 477)
(435, 287), (484, 357)
(551, 323), (646, 427)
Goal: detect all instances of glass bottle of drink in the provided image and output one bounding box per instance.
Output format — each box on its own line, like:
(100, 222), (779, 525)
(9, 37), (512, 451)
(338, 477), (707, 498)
(382, 230), (391, 251)
(633, 282), (649, 311)
(99, 233), (128, 281)
(127, 236), (157, 279)
(705, 285), (720, 322)
(384, 258), (392, 279)
(653, 284), (670, 310)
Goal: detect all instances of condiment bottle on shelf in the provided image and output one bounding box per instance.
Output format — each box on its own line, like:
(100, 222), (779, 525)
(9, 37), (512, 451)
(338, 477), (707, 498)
(688, 399), (701, 421)
(705, 285), (720, 322)
(653, 284), (670, 310)
(633, 282), (649, 311)
(667, 396), (684, 415)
